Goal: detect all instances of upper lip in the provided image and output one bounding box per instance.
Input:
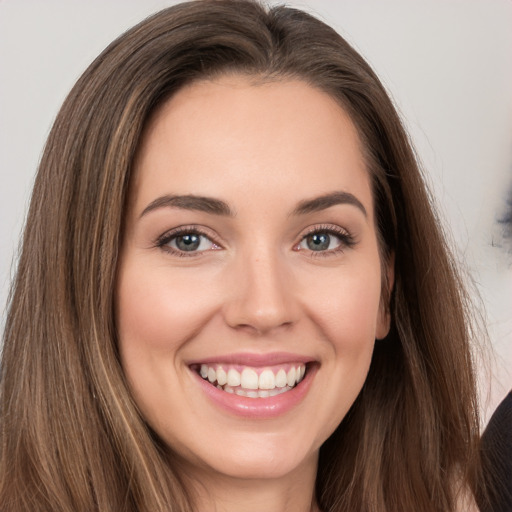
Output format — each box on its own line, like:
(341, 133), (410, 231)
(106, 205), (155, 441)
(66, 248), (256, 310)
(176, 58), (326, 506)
(187, 352), (314, 367)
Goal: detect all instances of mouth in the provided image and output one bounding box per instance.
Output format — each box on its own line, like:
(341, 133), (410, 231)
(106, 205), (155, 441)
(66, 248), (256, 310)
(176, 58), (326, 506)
(189, 362), (308, 398)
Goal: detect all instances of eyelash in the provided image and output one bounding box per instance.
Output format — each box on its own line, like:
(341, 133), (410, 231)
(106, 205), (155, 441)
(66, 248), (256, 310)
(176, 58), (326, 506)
(155, 224), (356, 258)
(296, 224), (356, 258)
(155, 225), (219, 257)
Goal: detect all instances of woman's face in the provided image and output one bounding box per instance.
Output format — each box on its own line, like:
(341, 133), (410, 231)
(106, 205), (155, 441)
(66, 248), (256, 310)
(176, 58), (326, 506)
(116, 76), (391, 484)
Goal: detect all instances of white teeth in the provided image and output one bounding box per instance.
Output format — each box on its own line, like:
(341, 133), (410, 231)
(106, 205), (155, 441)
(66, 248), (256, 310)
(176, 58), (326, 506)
(258, 369), (275, 390)
(275, 369), (287, 388)
(197, 363), (307, 397)
(240, 368), (259, 390)
(227, 368), (241, 387)
(269, 386), (291, 397)
(228, 386), (291, 398)
(286, 367), (296, 387)
(216, 367), (227, 386)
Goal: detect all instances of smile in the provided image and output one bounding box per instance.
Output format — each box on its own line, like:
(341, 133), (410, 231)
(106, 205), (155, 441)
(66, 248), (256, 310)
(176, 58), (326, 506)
(188, 354), (317, 418)
(193, 363), (307, 398)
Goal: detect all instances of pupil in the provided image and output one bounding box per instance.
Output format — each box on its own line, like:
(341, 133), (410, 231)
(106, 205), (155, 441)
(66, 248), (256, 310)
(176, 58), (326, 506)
(176, 234), (200, 251)
(307, 233), (330, 251)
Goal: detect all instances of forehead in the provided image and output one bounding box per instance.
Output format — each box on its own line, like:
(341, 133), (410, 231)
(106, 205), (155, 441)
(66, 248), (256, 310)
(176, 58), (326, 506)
(130, 76), (373, 218)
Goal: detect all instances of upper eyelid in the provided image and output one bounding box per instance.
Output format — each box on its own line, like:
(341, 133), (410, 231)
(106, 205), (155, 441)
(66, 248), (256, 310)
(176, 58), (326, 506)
(296, 224), (356, 250)
(298, 224), (352, 239)
(155, 227), (222, 258)
(156, 225), (221, 246)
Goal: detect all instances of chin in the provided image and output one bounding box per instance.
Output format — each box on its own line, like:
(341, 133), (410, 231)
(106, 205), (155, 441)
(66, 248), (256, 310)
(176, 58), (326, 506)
(169, 429), (320, 483)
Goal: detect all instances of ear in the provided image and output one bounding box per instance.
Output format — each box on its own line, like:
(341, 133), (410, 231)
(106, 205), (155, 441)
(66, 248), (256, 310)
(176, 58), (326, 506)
(376, 252), (395, 340)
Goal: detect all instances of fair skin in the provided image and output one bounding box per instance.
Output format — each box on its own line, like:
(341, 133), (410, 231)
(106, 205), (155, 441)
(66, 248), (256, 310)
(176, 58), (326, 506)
(116, 76), (391, 512)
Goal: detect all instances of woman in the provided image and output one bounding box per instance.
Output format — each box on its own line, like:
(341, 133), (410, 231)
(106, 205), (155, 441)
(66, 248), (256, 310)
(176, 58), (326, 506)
(0, 1), (484, 510)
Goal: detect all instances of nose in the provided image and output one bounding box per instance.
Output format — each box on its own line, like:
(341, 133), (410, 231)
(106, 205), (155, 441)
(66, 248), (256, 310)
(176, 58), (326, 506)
(222, 248), (299, 335)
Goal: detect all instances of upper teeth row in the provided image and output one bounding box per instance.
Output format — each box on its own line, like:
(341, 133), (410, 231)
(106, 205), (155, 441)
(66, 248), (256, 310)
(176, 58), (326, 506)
(199, 364), (306, 390)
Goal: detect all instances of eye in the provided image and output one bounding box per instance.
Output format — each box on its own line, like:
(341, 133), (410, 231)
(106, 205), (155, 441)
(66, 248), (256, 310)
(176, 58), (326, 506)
(301, 232), (337, 251)
(156, 227), (220, 256)
(296, 226), (355, 254)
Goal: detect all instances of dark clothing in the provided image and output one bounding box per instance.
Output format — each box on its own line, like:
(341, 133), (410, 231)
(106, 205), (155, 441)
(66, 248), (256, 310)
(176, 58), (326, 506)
(480, 392), (512, 512)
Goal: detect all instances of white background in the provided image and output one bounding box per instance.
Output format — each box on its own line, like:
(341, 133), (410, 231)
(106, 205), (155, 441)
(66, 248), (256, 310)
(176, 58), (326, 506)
(1, 0), (511, 422)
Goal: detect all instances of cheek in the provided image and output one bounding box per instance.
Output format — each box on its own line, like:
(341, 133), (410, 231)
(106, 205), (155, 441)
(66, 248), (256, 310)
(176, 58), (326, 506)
(300, 262), (383, 350)
(115, 262), (219, 353)
(303, 264), (381, 432)
(114, 262), (221, 433)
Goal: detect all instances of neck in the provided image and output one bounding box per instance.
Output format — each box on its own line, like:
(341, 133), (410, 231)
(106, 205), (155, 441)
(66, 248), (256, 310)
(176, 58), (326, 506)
(183, 453), (320, 512)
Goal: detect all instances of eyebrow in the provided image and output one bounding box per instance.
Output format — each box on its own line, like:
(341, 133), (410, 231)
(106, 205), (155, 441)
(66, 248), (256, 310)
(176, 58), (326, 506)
(292, 191), (367, 217)
(139, 190), (367, 219)
(140, 194), (234, 218)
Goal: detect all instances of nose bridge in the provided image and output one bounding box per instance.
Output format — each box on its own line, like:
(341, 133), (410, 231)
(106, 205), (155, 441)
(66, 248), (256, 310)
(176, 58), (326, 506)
(223, 241), (297, 334)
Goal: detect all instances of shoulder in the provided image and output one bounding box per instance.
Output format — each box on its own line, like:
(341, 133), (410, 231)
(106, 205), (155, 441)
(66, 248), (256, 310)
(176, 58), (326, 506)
(480, 391), (512, 512)
(483, 391), (512, 465)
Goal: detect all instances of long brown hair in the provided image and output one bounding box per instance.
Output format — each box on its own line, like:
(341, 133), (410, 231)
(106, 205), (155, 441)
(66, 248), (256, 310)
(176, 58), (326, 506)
(0, 1), (482, 510)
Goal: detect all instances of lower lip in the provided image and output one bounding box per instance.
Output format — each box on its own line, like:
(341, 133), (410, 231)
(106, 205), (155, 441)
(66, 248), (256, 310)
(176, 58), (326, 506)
(191, 365), (317, 419)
